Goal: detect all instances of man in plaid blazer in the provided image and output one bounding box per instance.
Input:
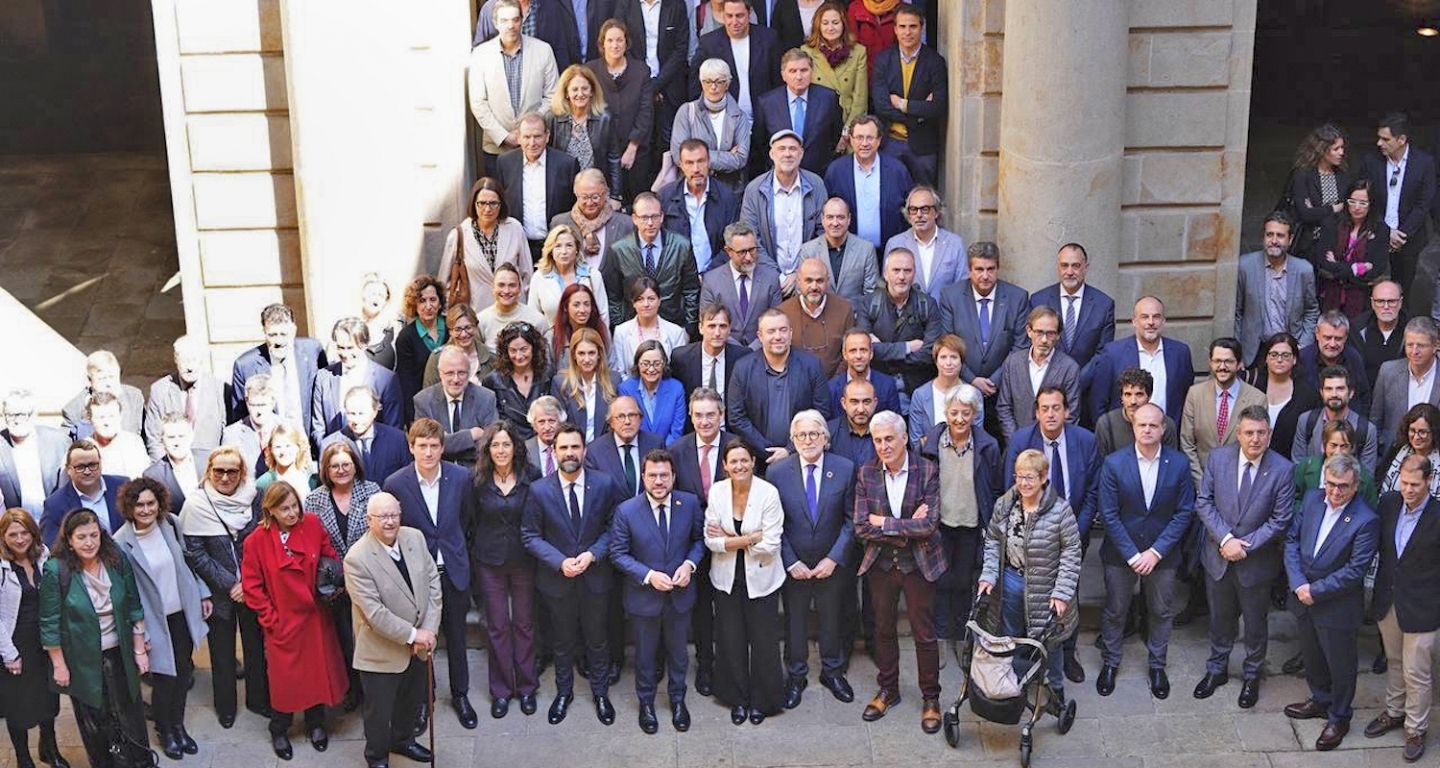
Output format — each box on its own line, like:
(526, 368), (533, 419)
(852, 410), (946, 734)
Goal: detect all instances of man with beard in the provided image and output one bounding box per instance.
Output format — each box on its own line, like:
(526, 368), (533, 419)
(726, 309), (830, 467)
(1235, 212), (1319, 367)
(828, 330), (901, 418)
(1353, 280), (1408, 386)
(996, 306), (1081, 443)
(1295, 311), (1372, 413)
(1181, 338), (1267, 486)
(1292, 365), (1379, 475)
(779, 257), (855, 377)
(1089, 296), (1195, 425)
(699, 222), (784, 347)
(858, 248), (942, 413)
(659, 141), (738, 272)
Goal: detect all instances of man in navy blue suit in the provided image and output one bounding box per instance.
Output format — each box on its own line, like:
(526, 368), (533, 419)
(229, 303), (328, 430)
(1029, 243), (1116, 425)
(320, 387), (409, 484)
(752, 50), (843, 176)
(41, 438), (127, 545)
(1282, 452), (1379, 751)
(381, 419), (479, 730)
(309, 317), (403, 448)
(870, 6), (947, 186)
(1088, 296), (1195, 426)
(1095, 403), (1195, 701)
(828, 330), (901, 418)
(608, 449), (704, 734)
(824, 115), (913, 252)
(772, 409), (856, 708)
(521, 423), (625, 726)
(726, 309), (831, 467)
(936, 242), (1031, 435)
(584, 396), (665, 498)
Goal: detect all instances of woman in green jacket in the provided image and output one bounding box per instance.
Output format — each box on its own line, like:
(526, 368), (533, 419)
(39, 508), (151, 768)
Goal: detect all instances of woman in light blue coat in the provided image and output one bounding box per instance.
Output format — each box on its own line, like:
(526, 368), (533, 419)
(618, 340), (688, 445)
(908, 334), (976, 446)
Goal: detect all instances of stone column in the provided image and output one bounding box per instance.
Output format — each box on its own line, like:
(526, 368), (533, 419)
(996, 0), (1128, 294)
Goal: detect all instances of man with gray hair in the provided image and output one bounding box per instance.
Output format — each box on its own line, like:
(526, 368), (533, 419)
(144, 335), (225, 459)
(468, 0), (559, 174)
(497, 111), (580, 260)
(1370, 316), (1440, 452)
(858, 247), (941, 414)
(221, 373), (282, 476)
(699, 221), (784, 346)
(62, 349), (146, 440)
(526, 395), (565, 476)
(882, 186), (966, 300)
(0, 389), (69, 517)
(1283, 452), (1379, 751)
(1296, 310), (1373, 412)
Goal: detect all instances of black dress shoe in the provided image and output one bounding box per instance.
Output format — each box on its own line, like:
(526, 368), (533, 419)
(270, 734), (293, 761)
(1373, 653), (1389, 674)
(638, 702), (659, 734)
(412, 706), (429, 737)
(1281, 652), (1305, 675)
(490, 697), (510, 720)
(519, 693), (538, 716)
(820, 674), (855, 703)
(218, 712), (236, 729)
(671, 700), (691, 732)
(1238, 678), (1260, 709)
(548, 694), (573, 724)
(391, 740), (433, 763)
(731, 705), (749, 726)
(1063, 651), (1086, 684)
(784, 677), (806, 709)
(1192, 671), (1229, 699)
(454, 694), (478, 729)
(175, 725), (197, 755)
(310, 727), (328, 752)
(595, 695), (616, 725)
(159, 727), (184, 760)
(1149, 669), (1170, 700)
(1096, 665), (1117, 697)
(366, 758), (389, 768)
(748, 709), (765, 725)
(695, 668), (714, 697)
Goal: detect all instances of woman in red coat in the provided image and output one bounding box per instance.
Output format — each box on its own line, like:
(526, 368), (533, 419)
(242, 482), (349, 760)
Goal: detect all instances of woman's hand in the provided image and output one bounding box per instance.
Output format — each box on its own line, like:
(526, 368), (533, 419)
(229, 583), (244, 602)
(201, 598), (214, 620)
(4, 658), (21, 675)
(134, 650), (150, 675)
(976, 581), (993, 596)
(1050, 598), (1069, 616)
(704, 521), (725, 539)
(621, 143), (638, 170)
(52, 661), (69, 688)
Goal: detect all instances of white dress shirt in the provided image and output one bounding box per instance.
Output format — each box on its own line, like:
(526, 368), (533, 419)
(1137, 339), (1169, 415)
(1314, 503), (1346, 558)
(10, 438), (45, 516)
(883, 456), (909, 518)
(1385, 146), (1409, 231)
(1408, 360), (1436, 410)
(703, 349), (727, 397)
(1127, 446), (1163, 566)
(640, 0), (663, 77)
(731, 35), (753, 115)
(1027, 351), (1052, 397)
(521, 152), (548, 239)
(772, 174), (804, 274)
(915, 230), (938, 289)
(416, 467), (443, 566)
(563, 471), (587, 520)
(1044, 430), (1069, 498)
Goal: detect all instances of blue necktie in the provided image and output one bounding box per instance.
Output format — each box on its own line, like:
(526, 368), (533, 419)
(1049, 441), (1066, 498)
(1239, 462), (1253, 510)
(978, 298), (992, 345)
(1063, 295), (1077, 351)
(805, 464), (819, 524)
(623, 444), (637, 495)
(657, 503), (668, 537)
(792, 96), (806, 141)
(644, 243), (657, 279)
(568, 482), (582, 534)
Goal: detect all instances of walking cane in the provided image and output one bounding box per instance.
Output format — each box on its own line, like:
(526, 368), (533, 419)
(424, 649), (436, 767)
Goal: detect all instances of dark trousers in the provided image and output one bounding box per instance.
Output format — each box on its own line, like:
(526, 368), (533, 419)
(608, 588), (628, 670)
(1393, 238), (1425, 307)
(934, 524), (982, 640)
(693, 552), (715, 675)
(438, 573), (472, 699)
(869, 565), (941, 700)
(1205, 568), (1271, 679)
(1298, 611), (1359, 724)
(631, 604), (691, 705)
(360, 659), (426, 761)
(329, 594), (362, 696)
(880, 139), (937, 187)
(713, 574), (784, 714)
(544, 588), (610, 697)
(205, 601), (268, 718)
(475, 563), (536, 699)
(152, 611), (195, 732)
(72, 648), (150, 768)
(782, 569), (847, 680)
(269, 704), (323, 736)
(1100, 564), (1176, 670)
(1000, 567), (1064, 690)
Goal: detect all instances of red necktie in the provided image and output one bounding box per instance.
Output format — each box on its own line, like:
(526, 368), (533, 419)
(699, 444), (712, 496)
(1216, 390), (1231, 439)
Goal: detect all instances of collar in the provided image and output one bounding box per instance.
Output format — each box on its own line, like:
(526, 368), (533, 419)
(772, 173), (802, 196)
(826, 234), (849, 250)
(1411, 360), (1437, 382)
(854, 154), (878, 174)
(684, 180), (710, 202)
(883, 455), (909, 480)
(639, 231), (664, 250)
(729, 264), (752, 283)
(1404, 498), (1428, 517)
(415, 466), (441, 488)
(696, 433), (721, 450)
(789, 88), (809, 103)
(703, 345), (726, 361)
(801, 294), (828, 318)
(614, 433), (637, 450)
(1135, 445), (1161, 464)
(939, 428), (972, 452)
(1214, 378), (1241, 399)
(1061, 284), (1085, 301)
(1389, 146), (1411, 167)
(899, 44), (921, 64)
(972, 286), (995, 303)
(651, 493), (673, 511)
(914, 228), (938, 247)
(561, 470), (586, 488)
(524, 152), (546, 169)
(1029, 348), (1053, 367)
(75, 480), (106, 503)
(1137, 337), (1165, 356)
(802, 454), (825, 474)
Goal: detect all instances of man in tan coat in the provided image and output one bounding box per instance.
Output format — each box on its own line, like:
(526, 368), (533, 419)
(345, 493), (443, 768)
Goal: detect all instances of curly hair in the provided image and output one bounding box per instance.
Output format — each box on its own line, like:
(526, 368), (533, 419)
(118, 477), (173, 523)
(1293, 123), (1346, 171)
(402, 274), (446, 321)
(494, 321), (551, 379)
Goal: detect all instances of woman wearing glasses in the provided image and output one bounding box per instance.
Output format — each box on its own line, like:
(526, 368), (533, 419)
(671, 58), (751, 196)
(618, 341), (687, 445)
(1315, 178), (1389, 316)
(1379, 404), (1440, 498)
(612, 276), (689, 380)
(484, 322), (555, 441)
(529, 224), (609, 326)
(437, 177), (532, 314)
(422, 304), (495, 388)
(1241, 333), (1318, 462)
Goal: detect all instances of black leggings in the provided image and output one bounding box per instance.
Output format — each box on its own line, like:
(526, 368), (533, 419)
(151, 611), (195, 732)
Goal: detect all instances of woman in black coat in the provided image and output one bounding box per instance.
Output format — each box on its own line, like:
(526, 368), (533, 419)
(394, 275), (449, 424)
(550, 65), (621, 196)
(1314, 178), (1390, 317)
(585, 19), (655, 202)
(483, 322), (554, 442)
(1242, 333), (1319, 461)
(1287, 123), (1351, 260)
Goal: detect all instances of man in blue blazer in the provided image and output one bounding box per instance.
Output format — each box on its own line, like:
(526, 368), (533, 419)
(320, 387), (411, 484)
(936, 242), (1031, 432)
(1193, 407), (1294, 708)
(827, 330), (901, 418)
(521, 424), (625, 726)
(690, 7), (781, 115)
(752, 52), (843, 176)
(229, 303), (328, 429)
(1029, 243), (1116, 424)
(142, 415), (210, 515)
(584, 396), (666, 498)
(1087, 296), (1195, 426)
(40, 439), (127, 546)
(726, 309), (831, 466)
(670, 306), (753, 407)
(1282, 452), (1379, 751)
(824, 116), (912, 252)
(608, 449), (704, 734)
(870, 6), (947, 185)
(1096, 403), (1195, 701)
(772, 410), (856, 708)
(381, 419), (479, 729)
(884, 187), (967, 301)
(309, 318), (403, 448)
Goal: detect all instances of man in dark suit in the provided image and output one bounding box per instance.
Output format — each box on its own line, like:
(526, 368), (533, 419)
(1029, 243), (1116, 425)
(690, 1), (781, 118)
(828, 378), (878, 467)
(0, 390), (68, 518)
(496, 113), (581, 260)
(1282, 452), (1379, 751)
(1088, 296), (1195, 426)
(520, 423), (625, 726)
(310, 317), (404, 448)
(40, 439), (128, 545)
(584, 396), (666, 498)
(608, 449), (705, 734)
(1096, 403), (1195, 701)
(995, 307), (1081, 443)
(698, 222), (785, 346)
(221, 374), (282, 478)
(602, 192), (700, 330)
(229, 303), (329, 430)
(936, 241), (1031, 434)
(659, 140), (740, 273)
(824, 115), (913, 253)
(412, 347), (499, 465)
(857, 247), (942, 408)
(1192, 406), (1294, 708)
(726, 309), (830, 467)
(752, 50), (843, 176)
(381, 419), (479, 729)
(618, 0), (689, 152)
(1363, 112), (1435, 306)
(870, 6), (946, 186)
(827, 329), (901, 418)
(142, 414), (210, 515)
(671, 305), (752, 405)
(61, 349), (146, 441)
(321, 386), (411, 483)
(773, 409), (856, 708)
(144, 335), (226, 460)
(1366, 454), (1440, 762)
(552, 170), (636, 275)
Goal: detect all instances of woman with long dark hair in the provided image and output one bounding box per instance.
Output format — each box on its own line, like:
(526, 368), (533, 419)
(1241, 333), (1319, 461)
(1288, 124), (1350, 259)
(484, 322), (554, 442)
(549, 282), (612, 372)
(0, 508), (70, 768)
(1380, 404), (1440, 498)
(1315, 178), (1390, 317)
(437, 177), (532, 314)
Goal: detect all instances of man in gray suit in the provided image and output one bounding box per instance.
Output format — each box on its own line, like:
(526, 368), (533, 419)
(526, 396), (564, 476)
(1370, 316), (1440, 454)
(1193, 406), (1294, 708)
(936, 242), (1032, 433)
(996, 306), (1081, 443)
(739, 130), (828, 289)
(699, 222), (784, 347)
(0, 389), (68, 517)
(412, 346), (499, 465)
(220, 374), (283, 476)
(883, 187), (966, 301)
(61, 349), (146, 440)
(144, 335), (225, 460)
(1234, 211), (1319, 366)
(799, 198), (879, 309)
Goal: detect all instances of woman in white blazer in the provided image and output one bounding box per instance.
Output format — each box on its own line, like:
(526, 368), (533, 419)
(704, 439), (786, 725)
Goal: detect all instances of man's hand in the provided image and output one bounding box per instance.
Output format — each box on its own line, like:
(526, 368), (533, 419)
(470, 426), (485, 441)
(649, 572), (675, 592)
(1219, 538), (1249, 562)
(868, 514), (888, 528)
(1132, 550), (1161, 576)
(201, 599), (213, 620)
(811, 558), (838, 579)
(413, 628), (438, 656)
(52, 661), (69, 688)
(972, 377), (998, 396)
(229, 583), (244, 602)
(504, 130), (519, 147)
(561, 557), (585, 577)
(4, 658), (21, 675)
(1392, 230), (1408, 251)
(906, 339), (923, 353)
(781, 272), (798, 296)
(621, 143), (638, 170)
(1050, 598), (1069, 616)
(976, 580), (993, 596)
(766, 447), (789, 464)
(913, 504), (930, 520)
(671, 562), (694, 588)
(890, 94), (905, 111)
(1294, 584), (1314, 606)
(790, 563), (813, 580)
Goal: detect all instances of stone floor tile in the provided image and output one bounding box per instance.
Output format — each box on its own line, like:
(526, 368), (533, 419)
(1234, 711), (1302, 752)
(730, 724), (870, 768)
(1099, 713), (1243, 757)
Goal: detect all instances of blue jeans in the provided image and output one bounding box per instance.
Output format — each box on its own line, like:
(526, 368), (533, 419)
(999, 567), (1064, 691)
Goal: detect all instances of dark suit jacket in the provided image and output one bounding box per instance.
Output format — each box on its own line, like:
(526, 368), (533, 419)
(919, 423), (1003, 528)
(1364, 147), (1436, 243)
(1372, 492), (1440, 632)
(522, 470), (624, 597)
(1097, 445), (1195, 567)
(753, 84), (844, 175)
(698, 262), (785, 346)
(670, 430), (734, 504)
(995, 349), (1081, 443)
(382, 461), (472, 591)
(1029, 283), (1117, 371)
(61, 385), (145, 440)
(659, 178), (740, 268)
(618, 0), (690, 106)
(601, 232), (700, 330)
(584, 431), (665, 497)
(496, 148), (580, 232)
(41, 477), (128, 546)
(412, 383), (499, 465)
(1284, 489), (1379, 629)
(144, 372), (226, 460)
(671, 341), (751, 410)
(726, 348), (830, 450)
(771, 452), (856, 569)
(608, 490), (705, 616)
(936, 280), (1032, 383)
(142, 450), (211, 515)
(1195, 445), (1295, 587)
(1004, 425), (1102, 537)
(827, 370), (900, 418)
(309, 362), (403, 448)
(552, 370), (623, 440)
(320, 423), (410, 486)
(1088, 336), (1196, 425)
(229, 338), (329, 427)
(1294, 344), (1371, 415)
(474, 0), (614, 69)
(691, 25), (781, 106)
(757, 0), (806, 50)
(0, 426), (68, 510)
(823, 153), (912, 249)
(871, 43), (948, 156)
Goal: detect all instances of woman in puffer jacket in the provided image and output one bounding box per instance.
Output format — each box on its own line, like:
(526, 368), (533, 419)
(976, 448), (1082, 704)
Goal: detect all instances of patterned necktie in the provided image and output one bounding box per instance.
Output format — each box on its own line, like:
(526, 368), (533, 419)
(544, 447), (555, 475)
(978, 298), (992, 345)
(1063, 295), (1077, 351)
(805, 463), (819, 524)
(1049, 441), (1066, 498)
(700, 443), (712, 497)
(1216, 389), (1231, 439)
(644, 243), (657, 280)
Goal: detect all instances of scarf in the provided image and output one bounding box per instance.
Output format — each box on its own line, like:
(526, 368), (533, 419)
(702, 95), (729, 114)
(819, 40), (851, 68)
(568, 200), (615, 258)
(863, 0), (901, 15)
(179, 479), (258, 538)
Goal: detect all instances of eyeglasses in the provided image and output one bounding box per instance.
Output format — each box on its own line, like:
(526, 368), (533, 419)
(612, 412), (640, 421)
(638, 360), (665, 370)
(1410, 427), (1433, 437)
(1030, 329), (1060, 339)
(475, 200), (502, 208)
(728, 247), (759, 257)
(1373, 298), (1402, 306)
(367, 514), (401, 523)
(906, 204), (937, 215)
(2, 410), (33, 420)
(633, 213), (663, 222)
(71, 462), (101, 473)
(700, 78), (730, 87)
(791, 430), (824, 442)
(1209, 359), (1237, 367)
(1014, 474), (1040, 483)
(211, 467), (242, 478)
(1346, 198), (1371, 207)
(1324, 480), (1355, 491)
(1266, 350), (1294, 360)
(452, 324), (476, 335)
(577, 193), (605, 202)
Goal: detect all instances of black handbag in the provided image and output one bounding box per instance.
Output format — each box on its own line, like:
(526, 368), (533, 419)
(315, 556), (346, 605)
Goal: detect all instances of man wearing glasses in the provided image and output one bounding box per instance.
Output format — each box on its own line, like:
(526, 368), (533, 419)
(40, 438), (127, 545)
(601, 192), (699, 331)
(1234, 211), (1320, 368)
(996, 306), (1080, 444)
(1369, 317), (1440, 455)
(1354, 280), (1408, 386)
(1180, 338), (1267, 487)
(824, 116), (913, 257)
(883, 186), (965, 301)
(0, 390), (69, 518)
(698, 222), (784, 347)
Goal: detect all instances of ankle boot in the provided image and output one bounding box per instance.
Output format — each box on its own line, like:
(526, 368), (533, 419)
(38, 721), (69, 768)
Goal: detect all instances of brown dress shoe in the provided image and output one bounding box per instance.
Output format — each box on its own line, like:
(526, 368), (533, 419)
(1283, 699), (1328, 720)
(861, 691), (901, 722)
(1404, 732), (1427, 763)
(921, 700), (942, 734)
(1316, 721), (1349, 751)
(1365, 711), (1405, 738)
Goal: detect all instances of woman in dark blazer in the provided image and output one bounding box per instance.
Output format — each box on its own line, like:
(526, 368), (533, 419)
(483, 321), (554, 442)
(1314, 178), (1389, 316)
(1288, 123), (1351, 260)
(550, 65), (621, 195)
(585, 19), (655, 202)
(394, 275), (449, 423)
(1242, 333), (1319, 462)
(0, 508), (69, 768)
(466, 421), (541, 718)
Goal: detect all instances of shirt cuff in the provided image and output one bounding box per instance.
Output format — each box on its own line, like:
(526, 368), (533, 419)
(643, 569), (657, 586)
(1126, 552), (1141, 567)
(406, 627), (417, 645)
(682, 560), (696, 575)
(1219, 534), (1233, 547)
(1148, 548), (1162, 561)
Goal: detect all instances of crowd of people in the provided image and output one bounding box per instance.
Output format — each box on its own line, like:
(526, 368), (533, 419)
(2, 0), (1440, 766)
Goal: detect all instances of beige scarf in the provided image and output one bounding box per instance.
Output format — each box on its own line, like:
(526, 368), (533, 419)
(567, 203), (615, 259)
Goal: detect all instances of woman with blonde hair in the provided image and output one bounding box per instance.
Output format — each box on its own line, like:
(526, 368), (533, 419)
(550, 65), (620, 192)
(529, 224), (610, 324)
(358, 272), (403, 370)
(254, 423), (317, 497)
(554, 328), (620, 441)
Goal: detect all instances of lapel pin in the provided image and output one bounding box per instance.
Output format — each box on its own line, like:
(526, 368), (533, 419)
(826, 471), (833, 479)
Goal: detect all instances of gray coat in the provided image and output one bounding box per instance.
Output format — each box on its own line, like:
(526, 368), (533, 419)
(979, 486), (1081, 643)
(115, 518), (210, 677)
(799, 233), (879, 309)
(1233, 251), (1319, 365)
(739, 169), (828, 272)
(994, 348), (1081, 443)
(670, 96), (751, 183)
